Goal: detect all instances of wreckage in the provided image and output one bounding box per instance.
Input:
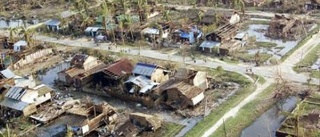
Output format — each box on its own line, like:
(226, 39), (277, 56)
(266, 14), (315, 40)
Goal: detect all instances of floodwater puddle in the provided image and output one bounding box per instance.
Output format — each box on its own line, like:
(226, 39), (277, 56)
(246, 24), (299, 60)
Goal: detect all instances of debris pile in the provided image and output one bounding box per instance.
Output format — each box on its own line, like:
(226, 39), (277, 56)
(265, 14), (315, 40)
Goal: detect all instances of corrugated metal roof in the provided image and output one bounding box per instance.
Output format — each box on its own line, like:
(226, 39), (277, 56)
(125, 76), (158, 94)
(104, 58), (133, 77)
(0, 98), (29, 110)
(199, 40), (221, 48)
(132, 63), (157, 77)
(45, 19), (61, 26)
(5, 86), (26, 100)
(0, 68), (16, 79)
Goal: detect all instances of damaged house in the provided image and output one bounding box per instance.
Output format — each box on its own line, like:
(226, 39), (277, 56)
(98, 58), (134, 87)
(0, 84), (53, 116)
(171, 25), (203, 45)
(64, 102), (118, 136)
(154, 68), (208, 109)
(124, 75), (159, 95)
(115, 113), (162, 137)
(200, 12), (242, 55)
(57, 54), (106, 87)
(132, 62), (169, 83)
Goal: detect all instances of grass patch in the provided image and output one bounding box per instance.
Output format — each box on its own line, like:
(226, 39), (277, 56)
(156, 122), (185, 137)
(249, 74), (266, 84)
(294, 44), (320, 72)
(255, 41), (277, 48)
(281, 24), (320, 62)
(234, 52), (272, 63)
(210, 84), (277, 137)
(185, 68), (254, 137)
(310, 70), (320, 79)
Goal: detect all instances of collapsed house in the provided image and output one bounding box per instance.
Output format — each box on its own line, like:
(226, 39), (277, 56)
(141, 23), (171, 43)
(154, 68), (209, 109)
(0, 84), (53, 116)
(12, 48), (53, 69)
(276, 94), (320, 137)
(57, 54), (107, 87)
(65, 102), (117, 136)
(125, 75), (159, 95)
(115, 113), (162, 137)
(266, 14), (315, 40)
(31, 100), (118, 136)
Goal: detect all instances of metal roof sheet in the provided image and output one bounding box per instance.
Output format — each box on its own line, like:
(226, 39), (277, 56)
(5, 86), (26, 100)
(0, 98), (29, 110)
(14, 40), (27, 46)
(45, 19), (61, 26)
(0, 68), (15, 79)
(125, 76), (158, 94)
(199, 40), (221, 48)
(132, 63), (157, 77)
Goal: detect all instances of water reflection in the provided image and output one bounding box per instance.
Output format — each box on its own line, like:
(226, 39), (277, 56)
(241, 97), (298, 137)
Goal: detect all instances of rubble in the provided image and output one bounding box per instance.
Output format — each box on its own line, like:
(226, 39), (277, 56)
(266, 14), (315, 40)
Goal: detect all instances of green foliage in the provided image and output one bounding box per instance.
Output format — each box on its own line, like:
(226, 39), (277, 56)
(294, 44), (320, 73)
(255, 41), (277, 48)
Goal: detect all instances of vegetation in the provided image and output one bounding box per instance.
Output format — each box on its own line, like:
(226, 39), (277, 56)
(294, 44), (320, 72)
(186, 67), (254, 137)
(255, 41), (277, 48)
(157, 123), (185, 137)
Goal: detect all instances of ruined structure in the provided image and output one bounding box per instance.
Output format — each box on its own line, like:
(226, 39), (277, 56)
(276, 94), (320, 137)
(266, 14), (314, 40)
(115, 113), (162, 137)
(12, 48), (53, 69)
(57, 54), (107, 87)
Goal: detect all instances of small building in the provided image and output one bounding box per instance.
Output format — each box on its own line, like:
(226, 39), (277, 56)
(13, 40), (27, 52)
(199, 40), (221, 53)
(0, 85), (52, 116)
(84, 26), (103, 37)
(163, 81), (205, 108)
(234, 32), (248, 47)
(124, 76), (159, 94)
(132, 62), (169, 83)
(45, 19), (61, 31)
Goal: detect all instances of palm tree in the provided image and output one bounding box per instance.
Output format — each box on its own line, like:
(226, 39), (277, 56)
(137, 0), (147, 24)
(8, 27), (17, 42)
(232, 0), (245, 15)
(162, 10), (172, 22)
(124, 15), (134, 41)
(19, 27), (34, 46)
(119, 21), (125, 45)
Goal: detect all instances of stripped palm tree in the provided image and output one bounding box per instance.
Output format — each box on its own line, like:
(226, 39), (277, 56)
(8, 27), (17, 42)
(19, 27), (34, 46)
(232, 0), (245, 15)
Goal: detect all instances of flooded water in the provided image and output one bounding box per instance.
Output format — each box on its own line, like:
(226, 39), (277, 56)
(241, 97), (298, 137)
(246, 24), (299, 59)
